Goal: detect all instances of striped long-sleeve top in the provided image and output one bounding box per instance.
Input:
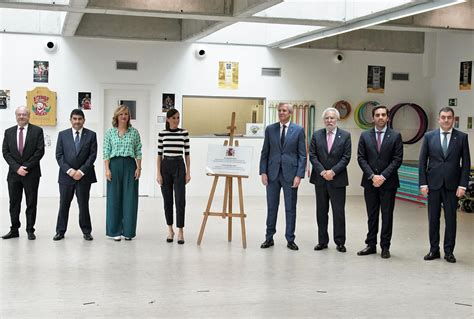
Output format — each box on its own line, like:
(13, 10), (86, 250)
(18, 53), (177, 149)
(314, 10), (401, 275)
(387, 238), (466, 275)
(158, 128), (190, 157)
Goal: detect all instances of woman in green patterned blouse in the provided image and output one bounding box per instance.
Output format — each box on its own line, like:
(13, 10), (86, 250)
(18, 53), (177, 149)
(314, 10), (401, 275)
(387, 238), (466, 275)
(103, 105), (142, 241)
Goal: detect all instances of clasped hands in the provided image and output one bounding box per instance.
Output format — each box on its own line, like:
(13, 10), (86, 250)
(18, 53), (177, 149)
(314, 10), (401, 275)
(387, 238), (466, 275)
(321, 170), (335, 181)
(16, 166), (28, 176)
(68, 169), (83, 181)
(371, 175), (385, 187)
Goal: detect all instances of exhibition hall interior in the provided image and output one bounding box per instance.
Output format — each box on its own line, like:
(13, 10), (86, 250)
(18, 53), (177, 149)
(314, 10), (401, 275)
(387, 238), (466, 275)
(0, 0), (473, 318)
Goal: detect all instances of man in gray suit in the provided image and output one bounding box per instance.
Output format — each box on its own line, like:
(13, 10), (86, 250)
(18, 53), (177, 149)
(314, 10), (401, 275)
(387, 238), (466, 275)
(259, 103), (307, 250)
(309, 107), (351, 253)
(53, 109), (97, 241)
(419, 107), (470, 263)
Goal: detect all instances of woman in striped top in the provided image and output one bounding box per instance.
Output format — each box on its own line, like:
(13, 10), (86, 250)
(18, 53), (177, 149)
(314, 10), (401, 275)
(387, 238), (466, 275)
(156, 109), (190, 244)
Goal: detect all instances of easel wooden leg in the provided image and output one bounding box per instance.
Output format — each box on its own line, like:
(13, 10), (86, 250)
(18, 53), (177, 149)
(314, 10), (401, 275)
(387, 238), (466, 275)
(197, 176), (219, 245)
(238, 177), (247, 248)
(228, 177), (233, 242)
(222, 177), (229, 219)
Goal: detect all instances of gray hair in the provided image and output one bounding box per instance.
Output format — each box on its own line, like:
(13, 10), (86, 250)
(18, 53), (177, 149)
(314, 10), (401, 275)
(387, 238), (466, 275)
(278, 102), (293, 114)
(321, 107), (340, 120)
(15, 106), (30, 115)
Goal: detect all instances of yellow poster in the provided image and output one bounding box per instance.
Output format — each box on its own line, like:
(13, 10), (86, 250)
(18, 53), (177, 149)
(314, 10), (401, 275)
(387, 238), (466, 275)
(218, 61), (239, 89)
(26, 86), (57, 126)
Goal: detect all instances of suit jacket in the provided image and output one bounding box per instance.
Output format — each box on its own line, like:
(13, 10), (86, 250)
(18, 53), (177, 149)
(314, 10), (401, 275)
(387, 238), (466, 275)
(2, 124), (45, 181)
(419, 128), (470, 191)
(259, 122), (307, 183)
(309, 128), (351, 188)
(357, 128), (403, 190)
(56, 128), (97, 185)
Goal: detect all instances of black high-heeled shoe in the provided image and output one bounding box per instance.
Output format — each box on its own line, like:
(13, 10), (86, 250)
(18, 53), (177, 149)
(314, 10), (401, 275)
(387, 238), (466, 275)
(166, 232), (174, 243)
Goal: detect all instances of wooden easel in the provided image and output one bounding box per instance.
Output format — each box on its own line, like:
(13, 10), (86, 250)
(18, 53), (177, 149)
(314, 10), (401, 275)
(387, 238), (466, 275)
(197, 112), (248, 248)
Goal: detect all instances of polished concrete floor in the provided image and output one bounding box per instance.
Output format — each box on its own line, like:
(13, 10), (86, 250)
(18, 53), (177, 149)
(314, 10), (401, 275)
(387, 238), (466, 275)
(0, 195), (473, 318)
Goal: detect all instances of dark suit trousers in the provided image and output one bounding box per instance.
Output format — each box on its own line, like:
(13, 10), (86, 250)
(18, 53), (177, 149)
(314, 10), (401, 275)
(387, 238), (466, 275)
(265, 173), (298, 242)
(364, 186), (396, 249)
(160, 157), (186, 228)
(56, 183), (92, 235)
(7, 176), (40, 233)
(315, 185), (346, 245)
(427, 187), (457, 254)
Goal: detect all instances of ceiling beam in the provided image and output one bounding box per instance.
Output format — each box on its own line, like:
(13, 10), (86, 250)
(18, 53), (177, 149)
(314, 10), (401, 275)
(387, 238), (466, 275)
(61, 0), (89, 36)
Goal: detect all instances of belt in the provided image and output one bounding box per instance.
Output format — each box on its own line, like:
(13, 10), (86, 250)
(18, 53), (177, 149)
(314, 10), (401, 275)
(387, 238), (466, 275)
(163, 156), (183, 160)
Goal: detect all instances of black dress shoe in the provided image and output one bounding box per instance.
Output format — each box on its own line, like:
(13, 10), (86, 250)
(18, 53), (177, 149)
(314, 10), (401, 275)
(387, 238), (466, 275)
(177, 239), (185, 245)
(83, 234), (93, 241)
(287, 241), (299, 251)
(423, 251), (441, 261)
(53, 233), (64, 241)
(260, 239), (274, 249)
(444, 253), (456, 263)
(2, 231), (19, 239)
(357, 246), (376, 256)
(314, 243), (328, 251)
(381, 248), (391, 259)
(27, 233), (36, 240)
(336, 244), (347, 253)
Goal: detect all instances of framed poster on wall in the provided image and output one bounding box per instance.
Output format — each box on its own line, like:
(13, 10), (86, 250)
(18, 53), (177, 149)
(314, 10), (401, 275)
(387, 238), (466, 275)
(459, 61), (472, 90)
(367, 65), (385, 93)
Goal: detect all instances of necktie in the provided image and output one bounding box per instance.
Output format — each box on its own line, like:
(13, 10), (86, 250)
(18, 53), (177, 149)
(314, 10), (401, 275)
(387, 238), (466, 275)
(376, 130), (383, 152)
(327, 130), (334, 153)
(281, 125), (286, 147)
(75, 131), (80, 154)
(18, 127), (24, 155)
(442, 131), (449, 156)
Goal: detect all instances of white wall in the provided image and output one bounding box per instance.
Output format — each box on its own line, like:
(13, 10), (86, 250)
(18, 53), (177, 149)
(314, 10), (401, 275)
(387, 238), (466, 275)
(425, 31), (474, 149)
(1, 32), (470, 200)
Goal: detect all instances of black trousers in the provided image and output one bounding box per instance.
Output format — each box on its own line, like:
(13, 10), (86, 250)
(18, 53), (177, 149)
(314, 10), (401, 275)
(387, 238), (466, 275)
(427, 187), (457, 254)
(7, 176), (40, 234)
(315, 185), (346, 245)
(363, 186), (397, 249)
(161, 157), (186, 228)
(56, 183), (92, 235)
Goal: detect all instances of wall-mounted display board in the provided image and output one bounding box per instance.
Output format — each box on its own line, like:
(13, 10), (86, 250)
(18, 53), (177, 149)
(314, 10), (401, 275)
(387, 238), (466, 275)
(367, 65), (385, 93)
(218, 61), (239, 90)
(459, 61), (472, 90)
(26, 86), (57, 126)
(0, 90), (10, 109)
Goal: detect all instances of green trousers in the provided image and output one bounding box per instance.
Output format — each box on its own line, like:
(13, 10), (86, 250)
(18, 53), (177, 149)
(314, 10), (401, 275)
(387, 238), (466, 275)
(106, 157), (139, 238)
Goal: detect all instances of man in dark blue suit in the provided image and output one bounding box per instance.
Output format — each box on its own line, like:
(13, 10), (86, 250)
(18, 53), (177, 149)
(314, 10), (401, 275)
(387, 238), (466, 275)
(259, 103), (307, 250)
(419, 107), (471, 263)
(53, 109), (97, 241)
(357, 105), (403, 259)
(309, 107), (351, 253)
(2, 106), (45, 240)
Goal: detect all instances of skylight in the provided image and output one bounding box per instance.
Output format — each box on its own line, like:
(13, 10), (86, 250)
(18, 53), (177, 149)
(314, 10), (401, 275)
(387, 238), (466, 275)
(254, 0), (414, 22)
(0, 8), (67, 34)
(198, 22), (323, 46)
